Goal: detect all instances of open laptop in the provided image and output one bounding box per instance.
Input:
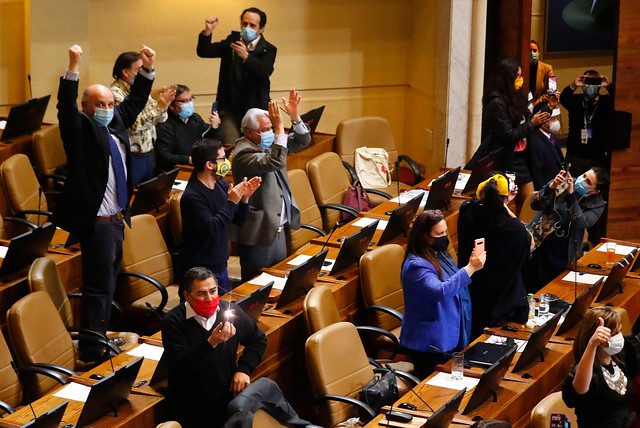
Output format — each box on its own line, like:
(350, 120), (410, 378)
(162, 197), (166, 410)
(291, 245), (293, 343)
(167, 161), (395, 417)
(463, 341), (515, 368)
(329, 220), (379, 275)
(459, 148), (503, 195)
(377, 194), (423, 246)
(0, 223), (56, 277)
(424, 167), (461, 210)
(512, 311), (562, 372)
(20, 401), (68, 428)
(76, 356), (144, 428)
(130, 168), (180, 215)
(275, 249), (328, 309)
(422, 387), (466, 428)
(148, 352), (168, 387)
(299, 106), (325, 137)
(462, 346), (517, 415)
(595, 249), (638, 302)
(556, 277), (604, 336)
(1, 95), (51, 141)
(237, 282), (274, 322)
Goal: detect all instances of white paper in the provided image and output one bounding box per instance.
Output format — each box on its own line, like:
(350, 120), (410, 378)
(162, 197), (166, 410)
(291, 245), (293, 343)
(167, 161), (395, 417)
(53, 382), (91, 402)
(596, 244), (638, 256)
(172, 180), (188, 191)
(527, 314), (565, 327)
(484, 335), (528, 352)
(287, 254), (336, 271)
(248, 272), (287, 290)
(126, 343), (164, 361)
(0, 120), (6, 130)
(455, 172), (471, 191)
(0, 246), (8, 259)
(562, 271), (606, 285)
(389, 189), (427, 204)
(426, 371), (480, 391)
(352, 217), (388, 230)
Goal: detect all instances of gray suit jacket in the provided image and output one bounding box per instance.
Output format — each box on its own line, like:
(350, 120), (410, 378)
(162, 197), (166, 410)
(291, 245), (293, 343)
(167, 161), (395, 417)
(231, 130), (311, 246)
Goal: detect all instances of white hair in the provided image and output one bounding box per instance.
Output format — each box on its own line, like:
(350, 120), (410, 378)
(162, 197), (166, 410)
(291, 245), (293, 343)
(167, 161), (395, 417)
(240, 108), (268, 133)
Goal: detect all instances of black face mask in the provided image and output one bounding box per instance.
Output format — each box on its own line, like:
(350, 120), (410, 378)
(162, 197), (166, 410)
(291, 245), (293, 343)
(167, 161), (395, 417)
(431, 236), (449, 252)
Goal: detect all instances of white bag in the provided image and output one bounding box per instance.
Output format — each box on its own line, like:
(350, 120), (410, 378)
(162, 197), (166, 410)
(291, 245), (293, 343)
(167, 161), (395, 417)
(354, 147), (392, 189)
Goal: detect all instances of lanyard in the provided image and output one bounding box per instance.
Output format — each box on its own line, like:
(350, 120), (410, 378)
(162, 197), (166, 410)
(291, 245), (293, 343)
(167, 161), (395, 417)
(583, 100), (598, 128)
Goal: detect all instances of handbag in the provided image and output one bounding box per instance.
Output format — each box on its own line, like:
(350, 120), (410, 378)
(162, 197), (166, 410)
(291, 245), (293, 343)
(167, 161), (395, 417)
(342, 180), (372, 221)
(357, 369), (398, 422)
(354, 147), (392, 189)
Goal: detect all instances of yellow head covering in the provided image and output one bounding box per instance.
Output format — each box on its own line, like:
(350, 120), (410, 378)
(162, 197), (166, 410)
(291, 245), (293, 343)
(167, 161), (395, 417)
(476, 174), (509, 198)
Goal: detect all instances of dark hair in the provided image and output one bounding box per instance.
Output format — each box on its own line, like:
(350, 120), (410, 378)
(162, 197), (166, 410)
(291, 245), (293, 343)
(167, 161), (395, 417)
(471, 421), (512, 428)
(112, 52), (140, 80)
(584, 69), (600, 76)
(530, 40), (539, 50)
(171, 85), (191, 106)
(191, 138), (225, 173)
(241, 7), (267, 28)
(573, 306), (621, 368)
(406, 210), (446, 280)
(484, 58), (529, 121)
(184, 267), (216, 293)
(591, 167), (610, 192)
(476, 176), (507, 227)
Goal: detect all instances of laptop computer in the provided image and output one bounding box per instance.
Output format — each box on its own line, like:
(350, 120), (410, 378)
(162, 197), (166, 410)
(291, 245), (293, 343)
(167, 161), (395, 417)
(20, 401), (68, 428)
(463, 341), (515, 368)
(377, 194), (423, 246)
(76, 356), (144, 428)
(329, 220), (379, 275)
(422, 387), (466, 428)
(462, 346), (517, 415)
(299, 106), (325, 137)
(556, 277), (604, 336)
(512, 311), (562, 372)
(1, 95), (51, 142)
(236, 282), (274, 322)
(424, 167), (461, 210)
(596, 249), (638, 302)
(0, 223), (56, 277)
(130, 168), (180, 215)
(148, 352), (168, 387)
(276, 249), (328, 309)
(459, 148), (503, 195)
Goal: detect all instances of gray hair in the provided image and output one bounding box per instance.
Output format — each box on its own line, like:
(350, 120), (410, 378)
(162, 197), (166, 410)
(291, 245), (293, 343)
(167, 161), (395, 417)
(241, 108), (268, 133)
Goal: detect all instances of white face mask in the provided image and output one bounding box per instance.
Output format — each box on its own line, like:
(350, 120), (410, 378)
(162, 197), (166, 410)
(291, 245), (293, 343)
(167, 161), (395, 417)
(548, 120), (561, 134)
(604, 332), (624, 355)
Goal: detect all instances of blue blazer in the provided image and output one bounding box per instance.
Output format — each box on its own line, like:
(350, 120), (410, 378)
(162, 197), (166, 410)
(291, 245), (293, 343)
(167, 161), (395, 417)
(399, 254), (472, 353)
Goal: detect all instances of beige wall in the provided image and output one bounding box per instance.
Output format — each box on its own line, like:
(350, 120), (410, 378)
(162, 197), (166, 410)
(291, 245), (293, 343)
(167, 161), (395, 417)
(0, 0), (29, 115)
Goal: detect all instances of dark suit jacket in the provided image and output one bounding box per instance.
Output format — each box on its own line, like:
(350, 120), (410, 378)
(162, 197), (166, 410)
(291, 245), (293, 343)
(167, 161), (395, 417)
(525, 129), (564, 190)
(54, 72), (153, 238)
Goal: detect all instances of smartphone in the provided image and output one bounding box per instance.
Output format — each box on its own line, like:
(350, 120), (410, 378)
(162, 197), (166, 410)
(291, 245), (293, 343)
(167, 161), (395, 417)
(231, 30), (241, 42)
(584, 76), (603, 86)
(211, 101), (218, 114)
(474, 238), (485, 255)
(548, 76), (557, 93)
(505, 171), (516, 193)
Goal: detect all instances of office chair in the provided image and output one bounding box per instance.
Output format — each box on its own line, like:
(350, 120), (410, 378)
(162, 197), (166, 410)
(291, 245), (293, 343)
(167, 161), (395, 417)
(530, 391), (577, 428)
(0, 154), (53, 225)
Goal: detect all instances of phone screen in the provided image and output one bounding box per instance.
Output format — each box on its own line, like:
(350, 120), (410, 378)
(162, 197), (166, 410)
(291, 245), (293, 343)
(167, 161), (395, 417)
(548, 76), (557, 93)
(231, 30), (241, 41)
(211, 101), (218, 114)
(505, 172), (516, 193)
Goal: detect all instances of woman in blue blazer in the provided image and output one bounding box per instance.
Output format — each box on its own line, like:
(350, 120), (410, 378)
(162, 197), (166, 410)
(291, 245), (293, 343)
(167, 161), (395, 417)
(400, 210), (486, 378)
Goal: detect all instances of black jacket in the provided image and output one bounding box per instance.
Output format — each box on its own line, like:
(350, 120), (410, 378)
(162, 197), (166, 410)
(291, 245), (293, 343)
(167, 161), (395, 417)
(525, 129), (565, 190)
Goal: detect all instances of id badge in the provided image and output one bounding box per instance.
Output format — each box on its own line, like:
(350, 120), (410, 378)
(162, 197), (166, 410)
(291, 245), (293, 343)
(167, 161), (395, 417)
(581, 128), (590, 143)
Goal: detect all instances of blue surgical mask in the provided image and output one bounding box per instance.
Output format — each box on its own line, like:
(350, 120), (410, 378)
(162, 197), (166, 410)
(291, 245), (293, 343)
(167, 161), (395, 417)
(583, 85), (599, 99)
(529, 52), (539, 65)
(179, 101), (194, 118)
(574, 175), (590, 196)
(258, 130), (275, 149)
(93, 107), (114, 127)
(240, 27), (258, 42)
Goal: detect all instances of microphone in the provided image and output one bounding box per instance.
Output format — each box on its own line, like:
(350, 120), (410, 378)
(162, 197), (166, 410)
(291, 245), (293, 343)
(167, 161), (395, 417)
(429, 345), (471, 369)
(145, 302), (164, 322)
(406, 386), (435, 413)
(444, 138), (450, 168)
(28, 74), (33, 100)
(37, 187), (43, 226)
(320, 222), (340, 251)
(11, 361), (38, 421)
(101, 319), (115, 374)
(395, 161), (401, 207)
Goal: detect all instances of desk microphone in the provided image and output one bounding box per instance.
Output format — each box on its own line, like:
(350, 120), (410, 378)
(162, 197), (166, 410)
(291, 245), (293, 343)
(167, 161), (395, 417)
(444, 138), (450, 168)
(406, 385), (435, 413)
(101, 319), (115, 374)
(395, 161), (401, 207)
(28, 74), (33, 100)
(320, 222), (340, 252)
(428, 345), (471, 369)
(11, 361), (38, 421)
(37, 187), (44, 226)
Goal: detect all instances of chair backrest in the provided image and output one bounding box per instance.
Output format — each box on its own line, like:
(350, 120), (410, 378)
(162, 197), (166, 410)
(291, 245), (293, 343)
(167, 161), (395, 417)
(335, 117), (398, 168)
(0, 331), (22, 411)
(530, 391), (577, 428)
(168, 191), (183, 247)
(28, 257), (73, 327)
(305, 322), (375, 427)
(7, 291), (75, 397)
(32, 124), (66, 176)
(306, 152), (352, 230)
(118, 214), (174, 309)
(287, 169), (324, 252)
(614, 307), (632, 335)
(303, 285), (341, 334)
(518, 191), (537, 224)
(359, 244), (405, 332)
(0, 154), (48, 224)
(253, 409), (289, 428)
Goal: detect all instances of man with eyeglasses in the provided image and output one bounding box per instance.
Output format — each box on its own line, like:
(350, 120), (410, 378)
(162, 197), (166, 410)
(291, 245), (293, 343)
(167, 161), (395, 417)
(179, 138), (261, 294)
(162, 266), (267, 428)
(156, 84), (222, 171)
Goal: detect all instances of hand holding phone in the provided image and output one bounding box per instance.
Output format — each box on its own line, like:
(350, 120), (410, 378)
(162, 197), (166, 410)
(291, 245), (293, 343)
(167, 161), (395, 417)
(548, 76), (557, 94)
(211, 101), (218, 114)
(474, 238), (485, 255)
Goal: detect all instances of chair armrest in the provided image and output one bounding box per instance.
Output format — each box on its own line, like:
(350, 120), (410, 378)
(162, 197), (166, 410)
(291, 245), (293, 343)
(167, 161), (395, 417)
(320, 394), (376, 421)
(39, 173), (67, 183)
(364, 188), (392, 199)
(14, 209), (53, 218)
(375, 367), (421, 387)
(300, 223), (327, 237)
(368, 358), (383, 368)
(118, 271), (169, 313)
(318, 203), (359, 218)
(0, 399), (16, 415)
(16, 364), (69, 386)
(66, 326), (108, 342)
(30, 362), (77, 378)
(342, 161), (359, 183)
(356, 326), (399, 359)
(397, 155), (422, 183)
(70, 333), (121, 355)
(2, 217), (38, 229)
(68, 293), (124, 329)
(368, 304), (403, 321)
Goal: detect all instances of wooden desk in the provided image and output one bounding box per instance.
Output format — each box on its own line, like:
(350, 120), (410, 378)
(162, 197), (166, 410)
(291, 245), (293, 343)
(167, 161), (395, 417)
(577, 239), (640, 278)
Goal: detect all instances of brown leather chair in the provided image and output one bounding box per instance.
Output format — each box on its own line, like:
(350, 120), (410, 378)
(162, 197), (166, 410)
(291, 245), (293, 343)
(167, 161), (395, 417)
(28, 257), (139, 352)
(0, 154), (52, 225)
(530, 391), (577, 428)
(286, 169), (328, 253)
(518, 191), (538, 224)
(335, 117), (421, 195)
(31, 124), (67, 177)
(306, 152), (382, 231)
(0, 331), (22, 415)
(156, 423), (182, 428)
(117, 214), (181, 316)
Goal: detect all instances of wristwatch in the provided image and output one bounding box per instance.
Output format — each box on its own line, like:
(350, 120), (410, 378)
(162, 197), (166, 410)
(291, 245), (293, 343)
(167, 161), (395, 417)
(141, 65), (154, 73)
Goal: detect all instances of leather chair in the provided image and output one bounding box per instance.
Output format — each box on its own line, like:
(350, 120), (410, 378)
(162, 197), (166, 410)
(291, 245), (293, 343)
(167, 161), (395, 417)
(0, 154), (52, 225)
(156, 423), (182, 428)
(28, 257), (139, 352)
(117, 214), (181, 316)
(31, 124), (67, 179)
(306, 152), (385, 231)
(445, 210), (460, 264)
(335, 117), (421, 196)
(530, 391), (577, 428)
(0, 331), (22, 415)
(286, 169), (330, 253)
(518, 191), (538, 224)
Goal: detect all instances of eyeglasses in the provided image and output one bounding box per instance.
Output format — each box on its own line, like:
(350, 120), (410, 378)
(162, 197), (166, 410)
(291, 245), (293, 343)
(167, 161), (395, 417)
(174, 96), (195, 105)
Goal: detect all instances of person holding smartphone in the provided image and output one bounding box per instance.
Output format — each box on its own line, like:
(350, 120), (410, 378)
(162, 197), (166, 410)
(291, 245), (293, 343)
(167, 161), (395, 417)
(528, 40), (555, 106)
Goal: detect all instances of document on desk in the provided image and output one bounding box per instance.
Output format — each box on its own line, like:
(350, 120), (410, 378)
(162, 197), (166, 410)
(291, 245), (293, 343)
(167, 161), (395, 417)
(0, 121), (6, 130)
(562, 271), (606, 284)
(484, 335), (528, 352)
(352, 217), (388, 230)
(248, 273), (287, 290)
(54, 382), (91, 402)
(426, 371), (480, 391)
(287, 254), (336, 271)
(455, 172), (471, 191)
(0, 246), (8, 259)
(597, 244), (638, 255)
(127, 343), (164, 361)
(172, 180), (188, 192)
(389, 189), (428, 207)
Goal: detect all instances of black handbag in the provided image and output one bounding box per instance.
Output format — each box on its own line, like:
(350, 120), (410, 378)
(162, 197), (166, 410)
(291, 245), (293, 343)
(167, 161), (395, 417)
(357, 369), (398, 422)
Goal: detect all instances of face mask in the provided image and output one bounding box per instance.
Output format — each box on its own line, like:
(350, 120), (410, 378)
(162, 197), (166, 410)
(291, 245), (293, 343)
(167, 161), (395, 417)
(431, 236), (449, 252)
(191, 296), (220, 318)
(583, 85), (600, 99)
(93, 107), (114, 127)
(215, 158), (231, 177)
(241, 27), (258, 42)
(514, 77), (524, 91)
(548, 120), (561, 133)
(258, 130), (275, 149)
(529, 52), (539, 65)
(574, 175), (590, 196)
(604, 332), (624, 356)
(179, 101), (194, 118)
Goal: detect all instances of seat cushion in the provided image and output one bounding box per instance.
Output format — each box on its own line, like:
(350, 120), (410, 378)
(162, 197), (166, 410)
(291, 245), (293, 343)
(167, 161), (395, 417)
(106, 331), (140, 352)
(131, 284), (181, 314)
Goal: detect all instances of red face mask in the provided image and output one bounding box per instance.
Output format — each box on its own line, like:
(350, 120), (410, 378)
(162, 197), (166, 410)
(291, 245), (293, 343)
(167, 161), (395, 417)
(191, 296), (220, 317)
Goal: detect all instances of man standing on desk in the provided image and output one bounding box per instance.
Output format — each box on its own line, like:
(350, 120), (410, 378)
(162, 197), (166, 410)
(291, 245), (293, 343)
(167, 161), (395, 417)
(54, 44), (156, 362)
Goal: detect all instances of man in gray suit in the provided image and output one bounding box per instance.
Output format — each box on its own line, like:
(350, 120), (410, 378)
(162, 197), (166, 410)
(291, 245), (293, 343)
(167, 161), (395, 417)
(232, 89), (311, 281)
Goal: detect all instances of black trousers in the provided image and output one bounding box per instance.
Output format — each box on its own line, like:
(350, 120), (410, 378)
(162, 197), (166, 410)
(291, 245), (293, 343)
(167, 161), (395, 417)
(236, 228), (287, 283)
